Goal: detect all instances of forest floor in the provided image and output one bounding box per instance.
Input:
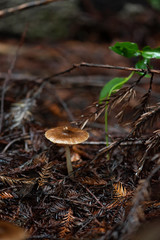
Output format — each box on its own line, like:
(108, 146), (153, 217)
(0, 5), (160, 240)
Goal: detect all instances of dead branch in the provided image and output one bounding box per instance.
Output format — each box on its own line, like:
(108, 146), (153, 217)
(37, 62), (160, 85)
(0, 0), (63, 18)
(0, 62), (160, 87)
(73, 62), (160, 74)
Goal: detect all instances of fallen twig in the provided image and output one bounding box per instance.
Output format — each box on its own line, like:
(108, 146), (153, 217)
(0, 0), (63, 18)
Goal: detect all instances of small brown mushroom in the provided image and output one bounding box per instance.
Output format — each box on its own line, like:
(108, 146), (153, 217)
(0, 220), (29, 240)
(45, 126), (89, 176)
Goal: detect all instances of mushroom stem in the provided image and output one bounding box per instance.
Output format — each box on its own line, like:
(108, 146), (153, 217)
(65, 145), (73, 176)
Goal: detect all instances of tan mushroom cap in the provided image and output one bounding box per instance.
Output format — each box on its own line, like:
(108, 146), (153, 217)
(45, 126), (89, 145)
(0, 220), (29, 240)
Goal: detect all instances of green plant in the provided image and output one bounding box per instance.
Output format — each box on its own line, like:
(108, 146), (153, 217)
(99, 42), (160, 145)
(148, 0), (160, 10)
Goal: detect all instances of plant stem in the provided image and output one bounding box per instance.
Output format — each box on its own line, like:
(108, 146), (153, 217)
(125, 71), (134, 81)
(104, 71), (134, 147)
(105, 107), (109, 146)
(65, 145), (73, 176)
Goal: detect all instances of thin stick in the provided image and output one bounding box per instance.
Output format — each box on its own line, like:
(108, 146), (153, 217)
(36, 62), (160, 84)
(1, 135), (29, 154)
(1, 62), (160, 85)
(51, 195), (104, 208)
(79, 183), (104, 208)
(0, 0), (62, 18)
(82, 140), (145, 145)
(74, 62), (160, 74)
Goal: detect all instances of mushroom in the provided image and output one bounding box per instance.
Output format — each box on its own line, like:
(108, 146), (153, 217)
(45, 126), (89, 176)
(0, 220), (29, 240)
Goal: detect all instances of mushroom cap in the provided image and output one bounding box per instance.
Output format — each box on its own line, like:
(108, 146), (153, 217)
(0, 220), (29, 240)
(45, 126), (89, 145)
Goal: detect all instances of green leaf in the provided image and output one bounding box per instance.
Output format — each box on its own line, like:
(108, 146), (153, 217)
(135, 58), (151, 78)
(142, 46), (160, 59)
(149, 0), (160, 10)
(99, 73), (133, 102)
(99, 77), (124, 101)
(135, 58), (148, 69)
(109, 42), (141, 58)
